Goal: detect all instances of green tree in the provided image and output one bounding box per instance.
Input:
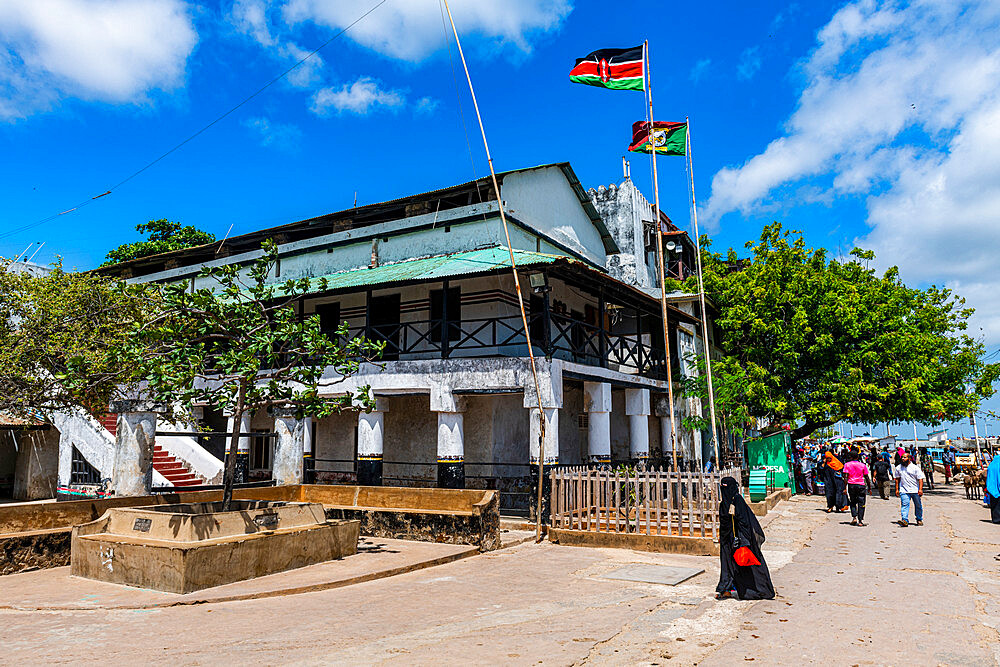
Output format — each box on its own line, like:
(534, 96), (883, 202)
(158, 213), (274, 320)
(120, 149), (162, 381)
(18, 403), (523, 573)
(115, 241), (382, 508)
(0, 260), (148, 418)
(698, 223), (999, 441)
(102, 219), (215, 266)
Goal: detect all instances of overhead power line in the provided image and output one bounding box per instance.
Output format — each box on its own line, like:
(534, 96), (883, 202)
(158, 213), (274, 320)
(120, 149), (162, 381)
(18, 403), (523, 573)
(0, 0), (388, 243)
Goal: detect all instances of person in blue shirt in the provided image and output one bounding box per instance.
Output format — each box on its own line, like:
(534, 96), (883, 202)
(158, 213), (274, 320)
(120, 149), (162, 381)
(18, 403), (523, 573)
(986, 452), (1000, 525)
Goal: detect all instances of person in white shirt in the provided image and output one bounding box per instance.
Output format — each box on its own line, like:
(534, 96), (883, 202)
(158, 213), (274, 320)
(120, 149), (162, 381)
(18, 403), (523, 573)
(893, 451), (925, 527)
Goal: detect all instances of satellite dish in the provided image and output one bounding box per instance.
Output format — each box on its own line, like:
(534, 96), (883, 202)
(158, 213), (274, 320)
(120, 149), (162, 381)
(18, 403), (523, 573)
(665, 241), (676, 251)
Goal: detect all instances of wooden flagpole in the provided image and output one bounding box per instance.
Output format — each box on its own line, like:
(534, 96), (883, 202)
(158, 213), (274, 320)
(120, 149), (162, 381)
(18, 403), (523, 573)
(442, 0), (549, 541)
(644, 41), (680, 472)
(684, 117), (720, 467)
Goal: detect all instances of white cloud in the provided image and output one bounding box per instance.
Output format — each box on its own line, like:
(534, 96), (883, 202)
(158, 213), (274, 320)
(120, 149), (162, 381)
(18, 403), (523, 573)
(0, 0), (197, 119)
(310, 76), (404, 116)
(283, 0), (572, 62)
(737, 47), (761, 80)
(242, 116), (301, 150)
(228, 0), (323, 88)
(414, 96), (440, 114)
(690, 58), (711, 83)
(702, 0), (1000, 343)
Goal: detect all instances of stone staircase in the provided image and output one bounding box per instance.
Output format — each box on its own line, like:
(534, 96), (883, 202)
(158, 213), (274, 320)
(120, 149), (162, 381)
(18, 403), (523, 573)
(152, 444), (206, 488)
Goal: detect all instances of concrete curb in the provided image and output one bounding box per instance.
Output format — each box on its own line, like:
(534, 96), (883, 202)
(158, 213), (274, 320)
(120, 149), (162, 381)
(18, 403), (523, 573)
(0, 544), (481, 612)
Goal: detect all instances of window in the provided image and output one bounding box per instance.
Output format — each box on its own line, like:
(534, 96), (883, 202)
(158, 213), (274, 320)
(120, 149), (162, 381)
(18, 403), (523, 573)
(429, 287), (461, 342)
(249, 430), (272, 472)
(314, 302), (341, 338)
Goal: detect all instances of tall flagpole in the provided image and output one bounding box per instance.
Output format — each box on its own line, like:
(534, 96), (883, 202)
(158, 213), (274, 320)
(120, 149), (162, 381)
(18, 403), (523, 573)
(443, 1), (548, 541)
(644, 41), (679, 471)
(684, 117), (720, 467)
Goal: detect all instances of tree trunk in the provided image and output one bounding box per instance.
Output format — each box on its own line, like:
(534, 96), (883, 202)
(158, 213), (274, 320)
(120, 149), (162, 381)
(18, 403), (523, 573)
(221, 382), (246, 512)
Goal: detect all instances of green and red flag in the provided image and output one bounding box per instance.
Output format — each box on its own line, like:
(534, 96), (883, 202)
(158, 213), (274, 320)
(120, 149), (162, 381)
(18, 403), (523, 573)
(628, 120), (687, 156)
(569, 45), (645, 91)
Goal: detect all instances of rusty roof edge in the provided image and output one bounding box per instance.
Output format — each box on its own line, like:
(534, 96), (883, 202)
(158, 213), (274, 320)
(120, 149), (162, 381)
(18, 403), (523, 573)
(96, 162), (614, 275)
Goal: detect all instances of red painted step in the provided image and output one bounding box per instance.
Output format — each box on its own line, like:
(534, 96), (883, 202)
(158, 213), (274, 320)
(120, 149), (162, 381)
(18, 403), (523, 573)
(151, 444), (207, 488)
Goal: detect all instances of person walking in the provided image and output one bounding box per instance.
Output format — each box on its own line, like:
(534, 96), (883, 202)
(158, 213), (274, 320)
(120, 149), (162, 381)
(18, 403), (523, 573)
(986, 451), (1000, 525)
(873, 454), (892, 499)
(715, 477), (775, 600)
(821, 451), (846, 512)
(943, 449), (952, 485)
(894, 451), (925, 527)
(920, 450), (935, 490)
(844, 452), (872, 526)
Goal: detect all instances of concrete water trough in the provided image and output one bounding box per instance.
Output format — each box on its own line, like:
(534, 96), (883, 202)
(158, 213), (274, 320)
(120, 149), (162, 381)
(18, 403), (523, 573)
(70, 500), (359, 593)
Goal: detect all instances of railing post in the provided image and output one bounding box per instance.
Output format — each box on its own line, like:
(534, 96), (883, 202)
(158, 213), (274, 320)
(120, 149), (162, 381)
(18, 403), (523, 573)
(598, 288), (607, 368)
(635, 308), (643, 373)
(542, 280), (553, 359)
(441, 279), (451, 359)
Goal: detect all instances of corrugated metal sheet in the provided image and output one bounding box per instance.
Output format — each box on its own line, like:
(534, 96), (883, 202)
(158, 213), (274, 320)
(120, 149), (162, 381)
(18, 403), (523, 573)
(302, 246), (572, 293)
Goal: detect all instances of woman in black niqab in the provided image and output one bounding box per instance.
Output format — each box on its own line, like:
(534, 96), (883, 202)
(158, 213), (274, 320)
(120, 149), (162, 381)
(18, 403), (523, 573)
(715, 476), (775, 600)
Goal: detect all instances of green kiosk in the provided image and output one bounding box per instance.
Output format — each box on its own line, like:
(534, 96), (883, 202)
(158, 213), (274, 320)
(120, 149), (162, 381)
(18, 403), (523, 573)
(745, 431), (795, 502)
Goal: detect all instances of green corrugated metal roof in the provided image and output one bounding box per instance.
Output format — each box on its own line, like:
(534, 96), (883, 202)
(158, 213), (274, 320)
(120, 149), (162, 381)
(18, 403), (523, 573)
(302, 246), (572, 293)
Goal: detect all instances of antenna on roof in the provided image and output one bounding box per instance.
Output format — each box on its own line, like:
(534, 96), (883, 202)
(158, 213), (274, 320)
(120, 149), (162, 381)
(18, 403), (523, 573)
(622, 156), (630, 180)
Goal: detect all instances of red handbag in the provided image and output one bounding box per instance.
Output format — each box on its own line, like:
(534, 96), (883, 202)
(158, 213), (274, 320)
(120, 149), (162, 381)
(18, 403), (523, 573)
(733, 546), (761, 567)
(730, 515), (761, 567)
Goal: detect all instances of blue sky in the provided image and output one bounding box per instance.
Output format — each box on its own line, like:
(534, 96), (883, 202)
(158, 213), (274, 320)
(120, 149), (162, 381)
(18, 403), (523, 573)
(1, 0), (998, 438)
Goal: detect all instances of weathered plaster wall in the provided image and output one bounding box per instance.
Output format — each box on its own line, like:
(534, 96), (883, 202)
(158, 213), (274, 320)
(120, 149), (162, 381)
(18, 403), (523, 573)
(558, 383), (586, 465)
(11, 429), (59, 500)
(313, 411), (357, 482)
(590, 178), (656, 289)
(382, 394), (436, 486)
(501, 165), (606, 266)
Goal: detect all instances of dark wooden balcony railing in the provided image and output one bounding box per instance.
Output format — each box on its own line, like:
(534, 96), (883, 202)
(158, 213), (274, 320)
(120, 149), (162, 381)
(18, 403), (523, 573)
(335, 312), (667, 380)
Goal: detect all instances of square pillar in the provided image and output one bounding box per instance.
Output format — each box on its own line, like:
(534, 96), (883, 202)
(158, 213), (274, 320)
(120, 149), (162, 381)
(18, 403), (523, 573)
(529, 406), (558, 522)
(109, 401), (165, 497)
(625, 388), (651, 462)
(432, 386), (466, 489)
(584, 382), (611, 465)
(529, 407), (559, 465)
(655, 394), (676, 469)
(225, 412), (252, 484)
(302, 416), (314, 483)
(357, 398), (388, 486)
(270, 407), (305, 486)
(437, 412), (465, 489)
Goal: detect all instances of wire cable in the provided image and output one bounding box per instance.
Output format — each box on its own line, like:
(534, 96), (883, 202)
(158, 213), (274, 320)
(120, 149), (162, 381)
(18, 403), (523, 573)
(0, 0), (388, 243)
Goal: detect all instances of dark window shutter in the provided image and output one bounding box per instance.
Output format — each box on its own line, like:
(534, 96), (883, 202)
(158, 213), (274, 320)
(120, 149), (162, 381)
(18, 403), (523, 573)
(315, 303), (341, 337)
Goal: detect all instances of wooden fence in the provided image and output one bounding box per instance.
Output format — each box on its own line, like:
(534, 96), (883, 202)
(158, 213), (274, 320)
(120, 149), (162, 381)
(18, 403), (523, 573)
(549, 466), (740, 539)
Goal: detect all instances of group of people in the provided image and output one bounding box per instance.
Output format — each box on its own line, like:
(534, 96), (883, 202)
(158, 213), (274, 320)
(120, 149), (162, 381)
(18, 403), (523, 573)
(805, 447), (933, 527)
(714, 442), (1000, 603)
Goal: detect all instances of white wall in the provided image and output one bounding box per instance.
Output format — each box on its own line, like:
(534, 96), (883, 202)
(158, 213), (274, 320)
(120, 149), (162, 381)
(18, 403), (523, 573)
(502, 165), (607, 266)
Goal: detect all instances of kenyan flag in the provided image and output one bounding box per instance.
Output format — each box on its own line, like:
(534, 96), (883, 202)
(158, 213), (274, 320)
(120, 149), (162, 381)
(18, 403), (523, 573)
(628, 120), (687, 156)
(569, 45), (645, 91)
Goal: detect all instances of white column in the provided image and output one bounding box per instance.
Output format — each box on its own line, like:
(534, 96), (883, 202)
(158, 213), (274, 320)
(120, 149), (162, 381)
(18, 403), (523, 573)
(357, 398), (388, 485)
(584, 381), (612, 464)
(357, 412), (384, 459)
(654, 394), (675, 466)
(625, 388), (651, 461)
(437, 412), (465, 460)
(302, 416), (313, 458)
(529, 407), (559, 465)
(271, 409), (305, 486)
(110, 409), (159, 496)
(225, 413), (252, 456)
(431, 386), (466, 483)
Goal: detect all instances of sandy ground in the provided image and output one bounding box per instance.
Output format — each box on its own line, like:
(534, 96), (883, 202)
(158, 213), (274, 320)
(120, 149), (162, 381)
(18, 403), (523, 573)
(0, 485), (996, 666)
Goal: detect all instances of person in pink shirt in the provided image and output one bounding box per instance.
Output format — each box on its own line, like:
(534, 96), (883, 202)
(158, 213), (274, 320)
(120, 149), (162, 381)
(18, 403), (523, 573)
(844, 451), (873, 526)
